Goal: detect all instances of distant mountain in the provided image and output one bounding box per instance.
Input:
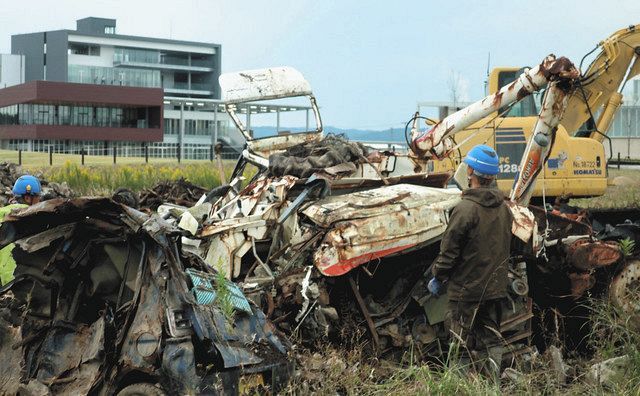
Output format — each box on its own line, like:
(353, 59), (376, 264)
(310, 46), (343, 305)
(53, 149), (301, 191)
(250, 126), (407, 143)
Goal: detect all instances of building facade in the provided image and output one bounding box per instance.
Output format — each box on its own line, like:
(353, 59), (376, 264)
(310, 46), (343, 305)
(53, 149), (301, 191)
(602, 80), (640, 159)
(9, 17), (243, 159)
(0, 54), (25, 88)
(0, 80), (163, 153)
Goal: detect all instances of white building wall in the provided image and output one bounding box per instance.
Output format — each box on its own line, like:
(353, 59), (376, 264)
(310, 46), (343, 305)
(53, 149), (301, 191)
(0, 54), (25, 88)
(68, 34), (215, 54)
(606, 137), (640, 160)
(68, 46), (115, 67)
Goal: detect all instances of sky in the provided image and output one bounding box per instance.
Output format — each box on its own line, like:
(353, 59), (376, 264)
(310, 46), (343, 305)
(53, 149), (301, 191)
(0, 0), (638, 129)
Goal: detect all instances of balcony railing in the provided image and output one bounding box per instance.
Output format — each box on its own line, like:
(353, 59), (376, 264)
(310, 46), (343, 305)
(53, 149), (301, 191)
(165, 82), (213, 92)
(114, 53), (213, 69)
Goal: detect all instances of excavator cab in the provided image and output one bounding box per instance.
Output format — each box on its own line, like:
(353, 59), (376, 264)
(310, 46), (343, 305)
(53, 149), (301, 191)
(494, 68), (540, 117)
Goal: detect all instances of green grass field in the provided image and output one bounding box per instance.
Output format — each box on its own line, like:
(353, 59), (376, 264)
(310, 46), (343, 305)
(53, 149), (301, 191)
(38, 161), (246, 195)
(1, 149), (242, 195)
(5, 147), (640, 208)
(571, 169), (640, 209)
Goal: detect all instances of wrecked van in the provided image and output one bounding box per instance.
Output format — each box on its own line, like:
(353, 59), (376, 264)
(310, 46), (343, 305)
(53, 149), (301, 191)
(0, 198), (291, 395)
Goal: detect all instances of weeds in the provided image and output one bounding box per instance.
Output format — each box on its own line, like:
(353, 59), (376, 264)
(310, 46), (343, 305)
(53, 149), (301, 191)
(587, 288), (640, 394)
(619, 238), (636, 257)
(571, 169), (640, 209)
(214, 270), (236, 327)
(40, 161), (237, 195)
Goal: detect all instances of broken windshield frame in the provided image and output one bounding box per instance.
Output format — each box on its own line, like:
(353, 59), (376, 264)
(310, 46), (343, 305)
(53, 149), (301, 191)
(220, 67), (323, 142)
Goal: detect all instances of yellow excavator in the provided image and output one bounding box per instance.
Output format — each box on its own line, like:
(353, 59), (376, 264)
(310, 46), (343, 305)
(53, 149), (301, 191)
(426, 24), (640, 198)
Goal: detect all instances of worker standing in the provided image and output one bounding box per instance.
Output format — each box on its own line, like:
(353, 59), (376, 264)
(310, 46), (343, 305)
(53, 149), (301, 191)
(0, 175), (42, 285)
(427, 144), (512, 381)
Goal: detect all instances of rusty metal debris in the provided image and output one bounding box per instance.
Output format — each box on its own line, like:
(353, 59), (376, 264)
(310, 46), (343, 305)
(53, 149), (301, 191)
(0, 197), (291, 394)
(3, 60), (640, 393)
(138, 178), (208, 210)
(609, 259), (640, 330)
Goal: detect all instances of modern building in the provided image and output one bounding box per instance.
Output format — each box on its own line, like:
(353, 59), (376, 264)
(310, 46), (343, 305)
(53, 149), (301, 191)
(0, 54), (25, 88)
(12, 17), (220, 99)
(2, 17), (312, 159)
(7, 17), (232, 158)
(0, 80), (163, 153)
(606, 80), (640, 159)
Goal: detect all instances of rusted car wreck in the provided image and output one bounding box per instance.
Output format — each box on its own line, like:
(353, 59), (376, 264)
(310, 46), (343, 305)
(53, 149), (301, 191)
(175, 65), (634, 361)
(0, 198), (291, 395)
(1, 60), (638, 394)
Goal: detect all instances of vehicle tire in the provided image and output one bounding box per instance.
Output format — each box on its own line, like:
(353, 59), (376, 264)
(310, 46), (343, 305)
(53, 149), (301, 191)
(116, 383), (166, 396)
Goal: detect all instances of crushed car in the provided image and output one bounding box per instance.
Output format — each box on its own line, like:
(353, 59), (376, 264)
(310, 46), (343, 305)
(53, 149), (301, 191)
(147, 63), (640, 368)
(0, 198), (291, 395)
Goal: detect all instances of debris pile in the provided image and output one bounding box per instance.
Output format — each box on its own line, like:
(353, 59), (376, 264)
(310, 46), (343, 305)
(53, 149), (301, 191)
(139, 178), (208, 210)
(268, 134), (369, 178)
(0, 162), (24, 205)
(0, 162), (74, 205)
(0, 198), (291, 394)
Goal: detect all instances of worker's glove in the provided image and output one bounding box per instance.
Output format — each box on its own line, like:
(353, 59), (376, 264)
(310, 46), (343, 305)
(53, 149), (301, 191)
(427, 278), (443, 297)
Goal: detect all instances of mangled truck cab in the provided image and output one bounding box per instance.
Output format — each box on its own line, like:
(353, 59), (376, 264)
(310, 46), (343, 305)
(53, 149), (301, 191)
(220, 66), (323, 165)
(187, 63), (632, 366)
(179, 66), (545, 360)
(0, 198), (292, 395)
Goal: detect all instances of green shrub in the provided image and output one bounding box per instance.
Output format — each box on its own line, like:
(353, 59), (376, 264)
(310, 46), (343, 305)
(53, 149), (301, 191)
(40, 161), (240, 195)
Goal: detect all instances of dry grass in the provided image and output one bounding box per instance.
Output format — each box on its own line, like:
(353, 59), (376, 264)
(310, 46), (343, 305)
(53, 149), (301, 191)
(33, 160), (239, 195)
(571, 169), (640, 209)
(284, 281), (640, 395)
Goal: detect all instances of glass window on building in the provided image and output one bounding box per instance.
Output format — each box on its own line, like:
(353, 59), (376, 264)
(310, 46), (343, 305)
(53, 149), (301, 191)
(18, 104), (33, 125)
(95, 107), (111, 127)
(58, 105), (70, 125)
(33, 104), (54, 125)
(114, 47), (159, 64)
(68, 43), (100, 56)
(164, 119), (178, 135)
(111, 107), (123, 127)
(0, 105), (18, 125)
(71, 106), (92, 126)
(68, 65), (160, 88)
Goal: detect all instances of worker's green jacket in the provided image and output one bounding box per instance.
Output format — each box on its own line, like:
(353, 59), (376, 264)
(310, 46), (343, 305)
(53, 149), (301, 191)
(432, 187), (512, 302)
(0, 203), (26, 285)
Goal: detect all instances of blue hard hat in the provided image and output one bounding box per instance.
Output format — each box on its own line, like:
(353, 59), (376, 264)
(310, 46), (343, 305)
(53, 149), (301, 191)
(463, 144), (500, 176)
(12, 175), (42, 196)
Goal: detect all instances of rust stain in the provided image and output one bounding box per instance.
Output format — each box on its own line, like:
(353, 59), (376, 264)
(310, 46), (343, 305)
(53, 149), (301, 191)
(568, 272), (595, 298)
(566, 239), (622, 270)
(492, 91), (504, 108)
(516, 86), (530, 101)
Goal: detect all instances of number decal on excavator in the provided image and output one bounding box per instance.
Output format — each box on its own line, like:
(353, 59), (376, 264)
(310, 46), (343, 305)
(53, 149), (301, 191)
(500, 163), (521, 173)
(496, 128), (526, 179)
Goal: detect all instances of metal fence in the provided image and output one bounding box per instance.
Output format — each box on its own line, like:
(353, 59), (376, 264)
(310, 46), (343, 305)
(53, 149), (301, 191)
(2, 143), (244, 167)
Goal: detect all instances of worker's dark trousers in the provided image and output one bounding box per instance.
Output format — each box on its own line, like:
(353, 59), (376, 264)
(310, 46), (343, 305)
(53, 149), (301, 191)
(446, 298), (505, 381)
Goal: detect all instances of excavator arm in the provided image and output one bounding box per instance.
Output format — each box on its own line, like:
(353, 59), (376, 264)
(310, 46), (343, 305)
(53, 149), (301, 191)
(410, 54), (580, 206)
(410, 55), (579, 159)
(510, 67), (580, 204)
(560, 24), (640, 141)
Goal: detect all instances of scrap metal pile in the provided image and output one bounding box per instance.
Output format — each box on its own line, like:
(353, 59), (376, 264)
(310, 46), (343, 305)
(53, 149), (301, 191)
(268, 134), (370, 178)
(139, 178), (208, 210)
(0, 198), (291, 394)
(1, 57), (640, 394)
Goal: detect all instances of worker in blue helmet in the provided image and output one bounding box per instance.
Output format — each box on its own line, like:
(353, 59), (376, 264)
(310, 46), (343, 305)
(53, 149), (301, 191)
(0, 175), (42, 285)
(427, 144), (512, 381)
